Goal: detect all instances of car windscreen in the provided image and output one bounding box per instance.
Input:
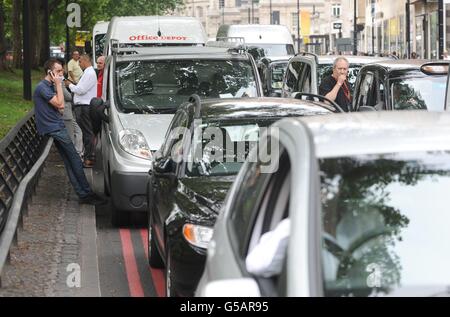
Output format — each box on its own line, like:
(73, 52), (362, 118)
(185, 119), (276, 177)
(320, 151), (450, 297)
(271, 62), (288, 89)
(252, 44), (295, 57)
(318, 64), (362, 92)
(115, 59), (259, 114)
(389, 75), (447, 111)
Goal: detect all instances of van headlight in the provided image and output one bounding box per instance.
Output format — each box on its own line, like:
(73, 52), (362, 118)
(183, 224), (213, 249)
(118, 129), (152, 160)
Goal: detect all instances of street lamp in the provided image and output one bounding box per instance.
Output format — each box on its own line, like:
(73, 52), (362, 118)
(270, 0), (272, 24)
(353, 0), (357, 55)
(297, 0), (300, 52)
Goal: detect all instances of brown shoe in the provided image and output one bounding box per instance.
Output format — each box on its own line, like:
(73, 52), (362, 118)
(83, 159), (94, 168)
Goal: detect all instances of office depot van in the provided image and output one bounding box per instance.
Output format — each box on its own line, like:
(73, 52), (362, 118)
(99, 43), (262, 226)
(103, 16), (207, 56)
(216, 24), (295, 57)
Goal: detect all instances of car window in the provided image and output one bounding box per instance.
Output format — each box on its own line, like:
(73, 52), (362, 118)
(389, 75), (447, 111)
(356, 72), (375, 109)
(284, 61), (303, 94)
(162, 111), (188, 158)
(229, 161), (272, 256)
(320, 151), (450, 297)
(271, 62), (288, 90)
(298, 63), (312, 93)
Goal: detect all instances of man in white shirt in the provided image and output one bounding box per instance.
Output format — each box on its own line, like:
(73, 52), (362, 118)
(66, 54), (97, 167)
(245, 218), (290, 278)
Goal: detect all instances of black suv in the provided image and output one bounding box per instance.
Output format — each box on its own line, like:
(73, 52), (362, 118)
(147, 96), (338, 296)
(353, 60), (449, 112)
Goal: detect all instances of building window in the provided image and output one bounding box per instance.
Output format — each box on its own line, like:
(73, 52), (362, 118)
(292, 12), (298, 31)
(273, 11), (280, 25)
(219, 0), (224, 9)
(332, 4), (341, 17)
(235, 0), (242, 6)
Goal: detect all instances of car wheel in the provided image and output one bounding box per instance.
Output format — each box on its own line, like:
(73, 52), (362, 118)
(148, 218), (164, 268)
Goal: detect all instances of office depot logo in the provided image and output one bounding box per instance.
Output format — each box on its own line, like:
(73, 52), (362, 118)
(129, 35), (188, 41)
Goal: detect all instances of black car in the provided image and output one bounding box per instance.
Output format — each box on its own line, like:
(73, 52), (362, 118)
(147, 96), (338, 297)
(353, 60), (449, 112)
(257, 57), (291, 97)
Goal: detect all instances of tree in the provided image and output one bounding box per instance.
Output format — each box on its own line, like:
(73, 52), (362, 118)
(12, 0), (21, 68)
(0, 0), (7, 70)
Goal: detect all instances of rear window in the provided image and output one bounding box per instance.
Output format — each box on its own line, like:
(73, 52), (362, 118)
(115, 59), (259, 114)
(389, 75), (447, 112)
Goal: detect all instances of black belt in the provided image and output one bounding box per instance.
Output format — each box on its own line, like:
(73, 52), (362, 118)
(73, 104), (90, 108)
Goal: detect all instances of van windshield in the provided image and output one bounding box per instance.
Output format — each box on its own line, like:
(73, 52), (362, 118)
(252, 44), (295, 57)
(115, 59), (259, 114)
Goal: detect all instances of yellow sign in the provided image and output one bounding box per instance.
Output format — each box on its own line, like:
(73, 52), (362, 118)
(301, 11), (311, 44)
(389, 18), (399, 37)
(75, 31), (90, 47)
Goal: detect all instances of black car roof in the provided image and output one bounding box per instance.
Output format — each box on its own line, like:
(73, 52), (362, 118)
(184, 97), (335, 121)
(361, 59), (450, 72)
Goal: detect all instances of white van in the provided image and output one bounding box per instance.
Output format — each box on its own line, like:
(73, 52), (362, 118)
(103, 16), (207, 56)
(216, 24), (295, 57)
(92, 21), (109, 68)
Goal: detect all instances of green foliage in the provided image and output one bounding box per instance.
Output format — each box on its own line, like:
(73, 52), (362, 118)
(0, 69), (42, 139)
(48, 0), (184, 46)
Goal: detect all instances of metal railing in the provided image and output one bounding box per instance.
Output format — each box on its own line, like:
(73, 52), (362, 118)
(0, 110), (53, 286)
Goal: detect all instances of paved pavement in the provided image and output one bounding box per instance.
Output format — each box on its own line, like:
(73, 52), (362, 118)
(0, 146), (163, 297)
(0, 148), (100, 297)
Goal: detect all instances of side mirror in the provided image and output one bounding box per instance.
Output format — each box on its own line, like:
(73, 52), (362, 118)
(198, 278), (261, 297)
(90, 97), (110, 123)
(153, 158), (177, 180)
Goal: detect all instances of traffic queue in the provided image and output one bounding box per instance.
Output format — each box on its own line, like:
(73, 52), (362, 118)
(88, 15), (450, 297)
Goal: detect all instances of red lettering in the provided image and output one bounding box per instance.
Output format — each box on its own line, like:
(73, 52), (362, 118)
(129, 36), (136, 41)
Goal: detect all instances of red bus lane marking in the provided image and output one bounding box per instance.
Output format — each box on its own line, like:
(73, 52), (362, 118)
(119, 229), (145, 297)
(140, 229), (166, 297)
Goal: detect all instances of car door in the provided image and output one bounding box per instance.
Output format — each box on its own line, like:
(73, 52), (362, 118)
(151, 110), (189, 252)
(282, 59), (302, 97)
(296, 61), (313, 94)
(354, 70), (377, 111)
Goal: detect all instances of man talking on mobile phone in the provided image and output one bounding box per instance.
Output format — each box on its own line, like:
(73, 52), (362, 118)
(33, 58), (107, 205)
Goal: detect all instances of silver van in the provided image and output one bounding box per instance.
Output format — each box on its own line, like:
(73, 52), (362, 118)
(100, 45), (263, 226)
(216, 24), (295, 57)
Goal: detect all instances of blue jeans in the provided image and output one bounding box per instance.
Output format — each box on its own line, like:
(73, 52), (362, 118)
(47, 128), (93, 199)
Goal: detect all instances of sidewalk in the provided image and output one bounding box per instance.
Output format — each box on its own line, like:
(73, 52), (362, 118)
(0, 147), (100, 297)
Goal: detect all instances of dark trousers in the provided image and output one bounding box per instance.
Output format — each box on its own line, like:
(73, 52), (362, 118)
(47, 128), (93, 198)
(74, 105), (95, 161)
